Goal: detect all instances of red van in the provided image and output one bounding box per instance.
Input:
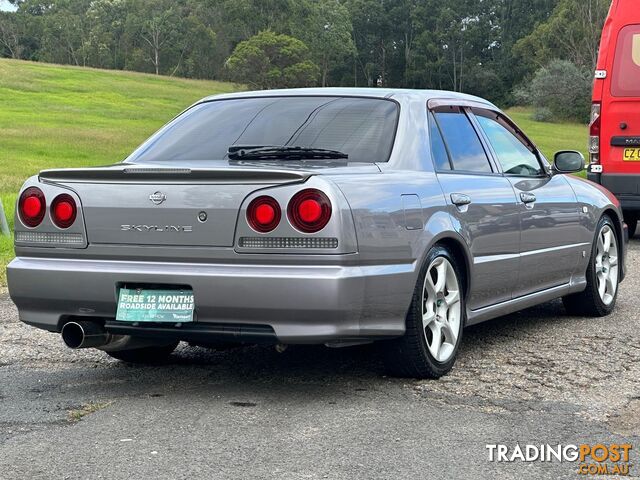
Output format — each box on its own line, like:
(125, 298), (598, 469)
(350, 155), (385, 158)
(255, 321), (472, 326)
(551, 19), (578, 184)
(589, 0), (640, 236)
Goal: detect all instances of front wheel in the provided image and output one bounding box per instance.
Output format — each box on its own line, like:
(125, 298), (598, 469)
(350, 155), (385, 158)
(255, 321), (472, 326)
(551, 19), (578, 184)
(382, 245), (464, 379)
(563, 215), (620, 317)
(106, 341), (179, 364)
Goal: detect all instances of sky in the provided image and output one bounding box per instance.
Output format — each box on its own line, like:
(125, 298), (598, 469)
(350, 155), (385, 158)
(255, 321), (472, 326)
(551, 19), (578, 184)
(0, 1), (17, 12)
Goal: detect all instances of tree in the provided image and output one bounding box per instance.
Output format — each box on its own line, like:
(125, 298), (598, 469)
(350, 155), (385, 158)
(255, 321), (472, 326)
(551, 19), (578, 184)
(137, 0), (183, 75)
(0, 11), (23, 58)
(293, 0), (355, 87)
(514, 0), (610, 70)
(84, 0), (128, 69)
(225, 30), (319, 89)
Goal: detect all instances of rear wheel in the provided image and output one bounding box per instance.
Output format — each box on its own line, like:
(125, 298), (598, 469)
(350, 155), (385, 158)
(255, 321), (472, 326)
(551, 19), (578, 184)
(383, 245), (464, 379)
(563, 215), (619, 317)
(106, 341), (179, 364)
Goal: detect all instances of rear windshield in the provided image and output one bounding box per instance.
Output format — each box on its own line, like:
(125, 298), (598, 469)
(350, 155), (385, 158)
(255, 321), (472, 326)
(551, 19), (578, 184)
(128, 96), (399, 164)
(611, 24), (640, 97)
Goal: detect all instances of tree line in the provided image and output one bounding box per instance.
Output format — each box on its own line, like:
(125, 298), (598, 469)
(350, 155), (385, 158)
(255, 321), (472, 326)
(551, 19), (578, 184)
(0, 0), (611, 113)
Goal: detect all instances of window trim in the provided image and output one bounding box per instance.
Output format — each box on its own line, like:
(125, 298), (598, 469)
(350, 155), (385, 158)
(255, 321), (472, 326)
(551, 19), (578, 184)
(428, 105), (501, 176)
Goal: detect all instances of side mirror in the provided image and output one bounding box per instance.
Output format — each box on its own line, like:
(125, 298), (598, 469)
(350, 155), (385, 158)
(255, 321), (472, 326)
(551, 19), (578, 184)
(553, 150), (585, 174)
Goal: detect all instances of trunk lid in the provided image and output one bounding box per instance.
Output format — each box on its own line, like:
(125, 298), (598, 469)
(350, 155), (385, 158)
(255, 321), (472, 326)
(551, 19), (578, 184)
(39, 165), (310, 247)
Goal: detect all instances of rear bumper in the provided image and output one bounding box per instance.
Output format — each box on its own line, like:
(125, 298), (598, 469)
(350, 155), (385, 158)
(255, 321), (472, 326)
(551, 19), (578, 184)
(588, 172), (640, 212)
(7, 256), (415, 344)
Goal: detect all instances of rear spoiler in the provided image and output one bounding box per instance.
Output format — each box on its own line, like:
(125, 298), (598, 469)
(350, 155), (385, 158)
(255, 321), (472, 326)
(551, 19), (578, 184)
(39, 164), (311, 184)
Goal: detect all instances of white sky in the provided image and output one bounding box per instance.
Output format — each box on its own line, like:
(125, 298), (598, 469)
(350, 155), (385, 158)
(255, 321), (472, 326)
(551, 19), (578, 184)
(0, 1), (17, 12)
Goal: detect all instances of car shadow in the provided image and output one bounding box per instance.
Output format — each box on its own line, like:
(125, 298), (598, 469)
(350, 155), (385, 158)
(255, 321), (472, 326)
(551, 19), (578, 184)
(100, 298), (572, 383)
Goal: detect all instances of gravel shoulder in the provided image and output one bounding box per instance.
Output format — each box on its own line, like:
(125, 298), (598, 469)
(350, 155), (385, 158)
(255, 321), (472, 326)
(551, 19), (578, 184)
(0, 245), (639, 479)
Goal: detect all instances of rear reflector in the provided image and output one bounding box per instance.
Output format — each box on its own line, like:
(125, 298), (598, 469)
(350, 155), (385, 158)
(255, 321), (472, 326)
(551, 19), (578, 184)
(18, 187), (46, 227)
(15, 231), (83, 245)
(247, 196), (281, 233)
(239, 237), (338, 249)
(51, 194), (77, 229)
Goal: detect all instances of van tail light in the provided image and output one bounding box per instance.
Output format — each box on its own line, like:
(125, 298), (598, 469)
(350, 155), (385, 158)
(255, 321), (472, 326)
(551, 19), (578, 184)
(51, 194), (77, 228)
(247, 196), (281, 233)
(18, 187), (46, 227)
(288, 189), (332, 233)
(589, 102), (601, 165)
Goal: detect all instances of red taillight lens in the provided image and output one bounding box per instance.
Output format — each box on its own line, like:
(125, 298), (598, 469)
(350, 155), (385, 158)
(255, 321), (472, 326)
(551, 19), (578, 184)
(18, 187), (46, 227)
(288, 189), (331, 233)
(51, 194), (77, 229)
(247, 196), (281, 233)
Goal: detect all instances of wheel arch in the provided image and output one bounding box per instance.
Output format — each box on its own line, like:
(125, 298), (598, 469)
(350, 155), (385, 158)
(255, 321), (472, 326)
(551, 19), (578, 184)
(427, 233), (472, 301)
(603, 208), (622, 244)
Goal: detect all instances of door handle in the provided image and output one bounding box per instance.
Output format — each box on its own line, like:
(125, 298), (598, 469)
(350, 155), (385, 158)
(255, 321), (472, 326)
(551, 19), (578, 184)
(451, 193), (471, 206)
(520, 192), (536, 204)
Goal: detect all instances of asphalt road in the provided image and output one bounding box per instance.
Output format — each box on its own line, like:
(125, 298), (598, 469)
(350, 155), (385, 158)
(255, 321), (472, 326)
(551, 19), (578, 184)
(1, 243), (640, 479)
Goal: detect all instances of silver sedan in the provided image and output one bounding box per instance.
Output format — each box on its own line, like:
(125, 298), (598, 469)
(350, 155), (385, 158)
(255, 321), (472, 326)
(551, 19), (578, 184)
(7, 88), (628, 378)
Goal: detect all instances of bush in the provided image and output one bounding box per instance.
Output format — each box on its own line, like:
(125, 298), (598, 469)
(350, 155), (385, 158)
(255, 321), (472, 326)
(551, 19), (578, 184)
(532, 107), (554, 122)
(515, 59), (591, 123)
(225, 31), (319, 89)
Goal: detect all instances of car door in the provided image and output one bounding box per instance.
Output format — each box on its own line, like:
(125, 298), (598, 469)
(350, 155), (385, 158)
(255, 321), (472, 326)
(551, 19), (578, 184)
(471, 109), (584, 297)
(429, 107), (521, 311)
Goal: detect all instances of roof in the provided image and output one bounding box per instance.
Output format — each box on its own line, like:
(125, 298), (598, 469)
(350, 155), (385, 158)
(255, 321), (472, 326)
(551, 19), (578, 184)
(201, 87), (496, 108)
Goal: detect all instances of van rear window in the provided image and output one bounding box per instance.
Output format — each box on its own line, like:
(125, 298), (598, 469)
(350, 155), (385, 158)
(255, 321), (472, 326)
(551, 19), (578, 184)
(611, 24), (640, 97)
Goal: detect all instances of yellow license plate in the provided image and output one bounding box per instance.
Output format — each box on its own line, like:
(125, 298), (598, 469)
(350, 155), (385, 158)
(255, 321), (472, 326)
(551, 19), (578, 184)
(624, 148), (640, 161)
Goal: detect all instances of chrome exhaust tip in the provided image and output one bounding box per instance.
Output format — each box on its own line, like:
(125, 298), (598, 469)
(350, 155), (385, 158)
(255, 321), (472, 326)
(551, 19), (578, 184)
(61, 321), (111, 349)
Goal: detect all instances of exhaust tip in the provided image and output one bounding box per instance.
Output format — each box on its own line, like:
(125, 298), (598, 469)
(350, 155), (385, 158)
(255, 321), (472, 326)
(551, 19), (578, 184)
(61, 322), (85, 349)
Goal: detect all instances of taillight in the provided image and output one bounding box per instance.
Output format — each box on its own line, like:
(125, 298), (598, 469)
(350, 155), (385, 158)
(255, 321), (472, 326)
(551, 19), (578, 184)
(288, 189), (331, 233)
(247, 196), (281, 233)
(589, 102), (601, 165)
(51, 194), (77, 229)
(18, 187), (46, 227)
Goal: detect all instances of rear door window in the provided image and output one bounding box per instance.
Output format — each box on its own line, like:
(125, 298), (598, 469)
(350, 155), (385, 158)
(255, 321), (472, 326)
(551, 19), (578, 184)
(433, 110), (493, 173)
(611, 24), (640, 97)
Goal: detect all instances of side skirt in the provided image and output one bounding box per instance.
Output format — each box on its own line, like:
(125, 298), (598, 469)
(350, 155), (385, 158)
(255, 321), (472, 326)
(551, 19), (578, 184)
(466, 280), (587, 326)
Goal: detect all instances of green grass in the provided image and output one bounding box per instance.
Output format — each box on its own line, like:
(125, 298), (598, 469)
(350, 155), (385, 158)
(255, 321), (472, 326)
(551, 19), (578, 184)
(505, 107), (589, 163)
(0, 58), (242, 285)
(0, 61), (589, 286)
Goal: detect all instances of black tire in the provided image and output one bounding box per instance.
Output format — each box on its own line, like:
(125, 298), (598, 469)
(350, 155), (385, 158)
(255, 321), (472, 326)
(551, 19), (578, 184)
(106, 341), (179, 364)
(563, 215), (619, 317)
(382, 245), (465, 379)
(625, 215), (637, 238)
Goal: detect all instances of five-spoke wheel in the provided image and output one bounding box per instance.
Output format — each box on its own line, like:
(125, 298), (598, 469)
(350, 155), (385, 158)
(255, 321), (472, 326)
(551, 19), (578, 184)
(383, 245), (464, 379)
(595, 224), (619, 306)
(563, 215), (620, 317)
(422, 257), (461, 364)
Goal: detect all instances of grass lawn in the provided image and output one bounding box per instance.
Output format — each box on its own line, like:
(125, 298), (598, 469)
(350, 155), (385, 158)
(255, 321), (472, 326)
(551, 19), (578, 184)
(505, 107), (589, 162)
(0, 60), (589, 285)
(0, 58), (241, 285)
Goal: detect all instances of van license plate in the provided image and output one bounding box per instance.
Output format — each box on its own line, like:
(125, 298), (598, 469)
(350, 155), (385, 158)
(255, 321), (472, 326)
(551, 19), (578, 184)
(623, 148), (640, 161)
(116, 288), (194, 322)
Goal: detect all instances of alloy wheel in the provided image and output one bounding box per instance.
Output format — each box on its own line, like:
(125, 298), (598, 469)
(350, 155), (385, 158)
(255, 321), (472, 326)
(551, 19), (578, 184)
(595, 225), (619, 306)
(422, 257), (461, 363)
